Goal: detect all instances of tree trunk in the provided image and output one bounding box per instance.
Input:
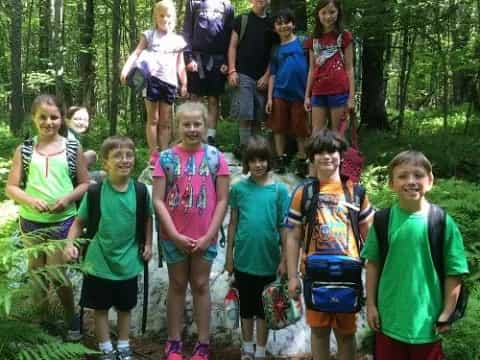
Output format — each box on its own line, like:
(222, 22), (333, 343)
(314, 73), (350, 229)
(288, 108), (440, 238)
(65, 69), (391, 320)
(109, 0), (121, 135)
(10, 0), (24, 136)
(127, 0), (139, 136)
(38, 0), (51, 69)
(78, 0), (95, 112)
(53, 0), (64, 102)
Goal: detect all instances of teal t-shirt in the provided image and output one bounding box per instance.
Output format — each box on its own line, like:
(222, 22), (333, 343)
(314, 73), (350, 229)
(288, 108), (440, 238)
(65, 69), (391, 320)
(78, 178), (152, 280)
(361, 203), (469, 344)
(229, 178), (290, 276)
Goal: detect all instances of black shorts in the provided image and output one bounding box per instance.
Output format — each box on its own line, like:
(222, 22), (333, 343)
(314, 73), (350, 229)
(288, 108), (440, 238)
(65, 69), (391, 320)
(145, 76), (177, 104)
(187, 55), (226, 96)
(234, 269), (276, 319)
(79, 274), (138, 312)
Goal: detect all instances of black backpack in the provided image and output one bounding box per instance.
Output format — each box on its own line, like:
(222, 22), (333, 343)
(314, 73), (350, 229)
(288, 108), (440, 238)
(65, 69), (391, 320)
(81, 180), (151, 334)
(373, 205), (468, 325)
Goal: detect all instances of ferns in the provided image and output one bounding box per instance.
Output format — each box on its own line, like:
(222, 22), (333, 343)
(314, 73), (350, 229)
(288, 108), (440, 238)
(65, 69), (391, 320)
(18, 343), (98, 360)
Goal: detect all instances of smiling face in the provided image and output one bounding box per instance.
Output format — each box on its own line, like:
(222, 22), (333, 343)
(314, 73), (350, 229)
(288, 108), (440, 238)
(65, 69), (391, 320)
(67, 108), (89, 134)
(103, 146), (135, 179)
(32, 103), (62, 140)
(313, 150), (341, 180)
(248, 157), (269, 180)
(274, 19), (295, 41)
(178, 111), (206, 149)
(389, 163), (433, 206)
(318, 1), (339, 32)
(154, 6), (173, 32)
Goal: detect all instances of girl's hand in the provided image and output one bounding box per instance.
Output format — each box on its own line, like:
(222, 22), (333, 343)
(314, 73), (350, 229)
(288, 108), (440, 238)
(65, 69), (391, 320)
(174, 234), (196, 254)
(228, 72), (239, 87)
(64, 243), (79, 261)
(142, 244), (153, 261)
(49, 197), (71, 213)
(304, 97), (312, 112)
(265, 99), (273, 114)
(220, 64), (228, 75)
(367, 304), (381, 331)
(29, 198), (50, 212)
(192, 235), (210, 252)
(347, 96), (355, 110)
(288, 277), (301, 299)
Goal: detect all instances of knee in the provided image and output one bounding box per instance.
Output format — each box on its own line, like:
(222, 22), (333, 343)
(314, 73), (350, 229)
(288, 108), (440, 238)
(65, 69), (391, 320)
(190, 278), (209, 296)
(311, 326), (331, 340)
(169, 278), (188, 295)
(157, 115), (171, 130)
(147, 112), (160, 126)
(336, 333), (355, 347)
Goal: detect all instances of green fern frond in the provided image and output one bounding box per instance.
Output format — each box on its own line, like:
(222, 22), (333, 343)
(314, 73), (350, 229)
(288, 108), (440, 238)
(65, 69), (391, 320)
(17, 343), (98, 360)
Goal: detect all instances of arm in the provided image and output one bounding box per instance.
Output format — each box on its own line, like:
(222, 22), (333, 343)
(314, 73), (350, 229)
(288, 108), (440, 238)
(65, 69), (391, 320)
(120, 35), (148, 83)
(64, 217), (85, 261)
(194, 175), (230, 251)
(304, 49), (314, 112)
(182, 0), (194, 67)
(177, 50), (188, 97)
(142, 215), (153, 261)
(50, 145), (90, 212)
(227, 30), (239, 87)
(286, 224), (302, 298)
(257, 64), (270, 90)
(5, 146), (48, 211)
(225, 207), (238, 274)
(265, 74), (275, 114)
(436, 276), (462, 333)
(344, 42), (355, 110)
(152, 176), (195, 253)
(365, 260), (381, 331)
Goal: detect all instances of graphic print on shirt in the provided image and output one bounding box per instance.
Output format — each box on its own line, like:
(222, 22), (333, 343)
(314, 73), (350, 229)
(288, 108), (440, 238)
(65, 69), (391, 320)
(166, 151), (181, 209)
(310, 193), (351, 254)
(313, 38), (343, 68)
(182, 155), (196, 212)
(196, 155), (210, 214)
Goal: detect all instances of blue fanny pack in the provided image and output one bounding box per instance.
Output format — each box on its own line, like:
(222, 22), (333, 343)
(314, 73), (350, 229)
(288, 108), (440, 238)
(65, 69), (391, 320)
(303, 254), (363, 313)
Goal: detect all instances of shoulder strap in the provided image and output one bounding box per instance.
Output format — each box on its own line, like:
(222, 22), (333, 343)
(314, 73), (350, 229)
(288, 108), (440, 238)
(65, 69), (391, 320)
(134, 180), (148, 247)
(20, 138), (34, 188)
(86, 182), (103, 239)
(204, 144), (220, 183)
(336, 31), (345, 63)
(373, 207), (391, 276)
(65, 139), (79, 187)
(342, 182), (365, 253)
(302, 179), (319, 253)
(160, 148), (175, 190)
(238, 14), (249, 45)
(428, 204), (446, 282)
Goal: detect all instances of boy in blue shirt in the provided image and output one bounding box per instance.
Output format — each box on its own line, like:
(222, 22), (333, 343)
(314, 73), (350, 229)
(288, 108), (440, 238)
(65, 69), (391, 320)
(361, 150), (469, 359)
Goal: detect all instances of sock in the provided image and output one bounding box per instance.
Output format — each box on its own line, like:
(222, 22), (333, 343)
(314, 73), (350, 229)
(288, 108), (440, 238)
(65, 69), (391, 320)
(207, 129), (216, 139)
(99, 340), (113, 353)
(239, 127), (252, 145)
(117, 339), (130, 350)
(255, 345), (266, 357)
(242, 340), (254, 354)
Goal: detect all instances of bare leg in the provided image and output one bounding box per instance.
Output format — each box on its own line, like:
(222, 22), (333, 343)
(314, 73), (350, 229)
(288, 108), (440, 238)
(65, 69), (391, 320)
(117, 311), (131, 341)
(47, 249), (75, 322)
(158, 102), (173, 150)
(255, 318), (268, 347)
(311, 107), (329, 134)
(297, 137), (306, 159)
(95, 309), (110, 343)
(166, 260), (189, 340)
(334, 329), (356, 360)
(273, 132), (286, 157)
(145, 100), (160, 153)
(189, 253), (213, 343)
(207, 96), (220, 131)
(241, 318), (254, 342)
(330, 106), (346, 131)
(311, 327), (331, 360)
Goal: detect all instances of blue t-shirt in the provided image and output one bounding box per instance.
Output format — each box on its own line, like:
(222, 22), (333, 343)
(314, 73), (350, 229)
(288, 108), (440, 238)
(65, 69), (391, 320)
(271, 37), (308, 101)
(229, 178), (290, 276)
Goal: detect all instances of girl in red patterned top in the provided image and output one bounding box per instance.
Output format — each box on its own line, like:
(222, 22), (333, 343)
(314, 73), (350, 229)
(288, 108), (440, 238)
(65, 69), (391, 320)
(304, 0), (355, 132)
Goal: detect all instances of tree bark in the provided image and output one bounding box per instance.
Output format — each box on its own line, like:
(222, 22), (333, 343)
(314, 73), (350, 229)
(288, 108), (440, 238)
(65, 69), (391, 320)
(78, 0), (96, 112)
(109, 0), (121, 135)
(53, 0), (64, 102)
(10, 0), (24, 136)
(38, 0), (51, 69)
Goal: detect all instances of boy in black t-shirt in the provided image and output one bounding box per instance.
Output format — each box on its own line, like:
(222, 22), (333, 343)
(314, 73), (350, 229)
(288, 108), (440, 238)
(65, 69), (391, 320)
(227, 0), (274, 157)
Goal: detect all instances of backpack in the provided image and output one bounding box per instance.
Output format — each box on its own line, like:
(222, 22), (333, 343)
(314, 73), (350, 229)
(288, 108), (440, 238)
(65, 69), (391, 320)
(81, 180), (151, 334)
(373, 205), (469, 325)
(21, 137), (79, 188)
(191, 0), (229, 31)
(300, 178), (366, 313)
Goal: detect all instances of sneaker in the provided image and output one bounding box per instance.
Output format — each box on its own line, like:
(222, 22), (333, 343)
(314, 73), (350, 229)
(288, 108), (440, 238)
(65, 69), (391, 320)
(294, 157), (308, 178)
(65, 314), (82, 342)
(165, 339), (183, 360)
(98, 350), (117, 360)
(149, 150), (159, 169)
(274, 155), (287, 174)
(117, 347), (135, 360)
(190, 342), (210, 360)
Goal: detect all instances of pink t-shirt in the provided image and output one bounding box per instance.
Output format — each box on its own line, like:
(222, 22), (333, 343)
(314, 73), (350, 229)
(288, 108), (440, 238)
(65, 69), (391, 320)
(152, 144), (230, 241)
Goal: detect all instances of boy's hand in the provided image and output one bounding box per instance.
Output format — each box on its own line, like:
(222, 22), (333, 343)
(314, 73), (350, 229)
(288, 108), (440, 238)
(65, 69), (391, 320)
(120, 72), (128, 84)
(29, 198), (50, 212)
(304, 97), (312, 112)
(64, 243), (79, 261)
(257, 74), (268, 91)
(228, 72), (239, 87)
(186, 60), (198, 72)
(435, 311), (452, 334)
(265, 99), (273, 114)
(142, 244), (153, 261)
(288, 277), (301, 299)
(49, 197), (71, 213)
(174, 234), (196, 254)
(220, 64), (228, 75)
(367, 304), (381, 331)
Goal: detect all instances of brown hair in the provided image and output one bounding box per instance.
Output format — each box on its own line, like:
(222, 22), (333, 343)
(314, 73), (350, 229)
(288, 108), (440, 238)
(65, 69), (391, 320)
(242, 135), (273, 174)
(31, 94), (66, 135)
(305, 128), (348, 162)
(312, 0), (344, 37)
(388, 150), (433, 180)
(100, 136), (135, 161)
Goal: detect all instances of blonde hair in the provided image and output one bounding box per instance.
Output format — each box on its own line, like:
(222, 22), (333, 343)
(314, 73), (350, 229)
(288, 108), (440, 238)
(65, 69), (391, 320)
(153, 0), (177, 31)
(176, 102), (208, 126)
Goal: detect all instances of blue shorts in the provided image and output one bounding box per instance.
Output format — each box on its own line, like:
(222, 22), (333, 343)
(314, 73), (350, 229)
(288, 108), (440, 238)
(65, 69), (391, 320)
(145, 76), (177, 104)
(160, 239), (218, 264)
(311, 93), (349, 108)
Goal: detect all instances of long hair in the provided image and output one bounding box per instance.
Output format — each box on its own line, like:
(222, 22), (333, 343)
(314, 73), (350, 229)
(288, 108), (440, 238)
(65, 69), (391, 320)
(312, 0), (344, 37)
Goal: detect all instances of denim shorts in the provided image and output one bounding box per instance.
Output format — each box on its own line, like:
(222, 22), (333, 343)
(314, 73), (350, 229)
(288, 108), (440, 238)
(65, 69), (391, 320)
(230, 73), (266, 122)
(311, 93), (349, 108)
(145, 76), (177, 104)
(160, 239), (218, 264)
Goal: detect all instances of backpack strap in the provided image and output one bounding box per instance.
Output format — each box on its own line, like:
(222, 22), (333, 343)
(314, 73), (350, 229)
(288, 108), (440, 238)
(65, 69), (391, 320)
(66, 139), (79, 187)
(85, 182), (103, 240)
(336, 31), (344, 63)
(342, 182), (365, 254)
(20, 138), (34, 188)
(372, 207), (391, 276)
(428, 204), (446, 284)
(301, 179), (319, 253)
(204, 144), (220, 184)
(238, 14), (248, 45)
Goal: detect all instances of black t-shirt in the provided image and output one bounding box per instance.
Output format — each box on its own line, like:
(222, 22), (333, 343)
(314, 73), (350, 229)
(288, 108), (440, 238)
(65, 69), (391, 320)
(234, 11), (274, 80)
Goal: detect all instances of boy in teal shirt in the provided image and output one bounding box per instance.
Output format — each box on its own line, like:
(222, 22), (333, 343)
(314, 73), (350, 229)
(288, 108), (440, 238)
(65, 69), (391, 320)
(361, 150), (468, 359)
(65, 136), (153, 360)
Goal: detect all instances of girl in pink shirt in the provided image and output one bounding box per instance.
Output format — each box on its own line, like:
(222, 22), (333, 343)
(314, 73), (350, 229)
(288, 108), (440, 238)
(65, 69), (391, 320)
(152, 102), (230, 360)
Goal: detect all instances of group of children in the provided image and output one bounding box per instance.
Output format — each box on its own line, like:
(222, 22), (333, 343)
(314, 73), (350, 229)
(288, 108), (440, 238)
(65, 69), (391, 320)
(5, 0), (469, 360)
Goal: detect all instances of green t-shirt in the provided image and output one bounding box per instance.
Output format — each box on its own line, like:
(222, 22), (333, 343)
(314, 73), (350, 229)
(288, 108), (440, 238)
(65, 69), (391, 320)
(361, 203), (469, 344)
(78, 178), (152, 280)
(229, 178), (290, 276)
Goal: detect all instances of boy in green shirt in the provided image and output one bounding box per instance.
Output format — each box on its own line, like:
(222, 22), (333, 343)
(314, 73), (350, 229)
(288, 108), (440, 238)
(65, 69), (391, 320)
(65, 136), (153, 360)
(361, 150), (469, 359)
